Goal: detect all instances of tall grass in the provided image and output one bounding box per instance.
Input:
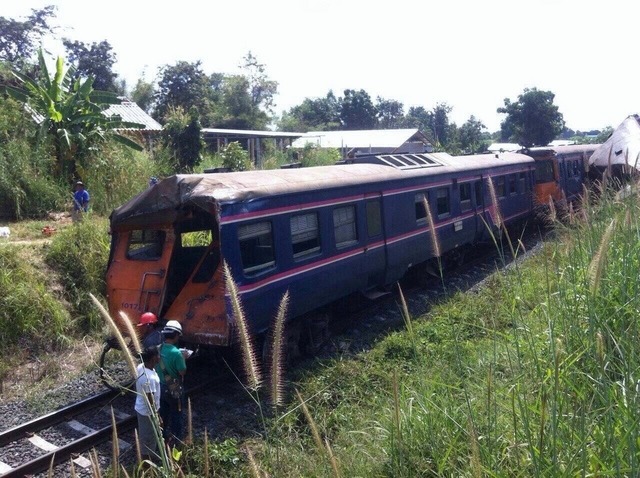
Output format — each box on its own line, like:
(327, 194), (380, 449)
(0, 245), (70, 348)
(45, 217), (111, 331)
(232, 184), (640, 476)
(82, 142), (173, 215)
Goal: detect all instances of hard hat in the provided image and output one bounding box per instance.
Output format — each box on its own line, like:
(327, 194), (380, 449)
(162, 320), (183, 335)
(137, 312), (158, 327)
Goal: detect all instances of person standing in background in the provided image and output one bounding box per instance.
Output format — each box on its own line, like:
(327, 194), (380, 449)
(72, 181), (90, 222)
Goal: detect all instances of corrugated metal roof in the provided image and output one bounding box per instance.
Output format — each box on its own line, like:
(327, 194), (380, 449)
(487, 143), (522, 152)
(103, 99), (163, 131)
(202, 128), (304, 138)
(291, 129), (431, 149)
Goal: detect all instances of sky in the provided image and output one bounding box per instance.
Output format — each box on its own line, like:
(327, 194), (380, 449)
(4, 0), (639, 133)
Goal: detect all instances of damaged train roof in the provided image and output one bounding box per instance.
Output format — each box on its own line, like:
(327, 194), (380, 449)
(110, 153), (533, 228)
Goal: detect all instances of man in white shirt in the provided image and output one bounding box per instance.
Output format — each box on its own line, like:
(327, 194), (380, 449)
(135, 346), (162, 461)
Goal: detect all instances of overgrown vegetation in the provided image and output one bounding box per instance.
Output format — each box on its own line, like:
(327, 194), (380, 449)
(0, 96), (67, 219)
(0, 245), (70, 348)
(45, 217), (110, 331)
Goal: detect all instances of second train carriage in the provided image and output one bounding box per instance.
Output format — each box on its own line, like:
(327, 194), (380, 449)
(525, 144), (599, 206)
(106, 152), (537, 353)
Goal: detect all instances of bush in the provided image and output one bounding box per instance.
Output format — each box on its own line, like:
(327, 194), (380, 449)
(45, 218), (111, 331)
(221, 141), (252, 171)
(298, 145), (341, 167)
(0, 246), (70, 348)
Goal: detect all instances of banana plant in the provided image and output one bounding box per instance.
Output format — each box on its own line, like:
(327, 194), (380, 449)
(4, 49), (144, 183)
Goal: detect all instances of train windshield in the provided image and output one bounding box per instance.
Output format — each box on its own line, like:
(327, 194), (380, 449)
(535, 160), (555, 183)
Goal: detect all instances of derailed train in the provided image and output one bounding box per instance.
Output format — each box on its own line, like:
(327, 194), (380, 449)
(105, 144), (598, 356)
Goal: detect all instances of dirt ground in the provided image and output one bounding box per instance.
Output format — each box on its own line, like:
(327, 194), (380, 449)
(0, 212), (102, 402)
(0, 339), (105, 402)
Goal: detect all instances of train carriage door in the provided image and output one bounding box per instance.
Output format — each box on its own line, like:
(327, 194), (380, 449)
(364, 195), (387, 290)
(473, 178), (486, 241)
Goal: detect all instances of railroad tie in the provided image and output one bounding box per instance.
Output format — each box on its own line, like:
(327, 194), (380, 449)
(27, 433), (92, 470)
(67, 419), (132, 451)
(0, 460), (12, 474)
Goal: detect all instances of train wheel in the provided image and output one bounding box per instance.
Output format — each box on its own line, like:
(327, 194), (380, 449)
(98, 337), (136, 391)
(301, 314), (330, 355)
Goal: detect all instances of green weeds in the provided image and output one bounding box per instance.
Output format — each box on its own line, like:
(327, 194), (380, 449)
(45, 217), (110, 331)
(0, 245), (70, 348)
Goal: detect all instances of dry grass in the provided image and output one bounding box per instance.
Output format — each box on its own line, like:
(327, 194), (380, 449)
(0, 338), (104, 403)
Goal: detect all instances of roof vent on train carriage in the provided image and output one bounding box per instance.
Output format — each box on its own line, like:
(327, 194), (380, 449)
(367, 153), (445, 170)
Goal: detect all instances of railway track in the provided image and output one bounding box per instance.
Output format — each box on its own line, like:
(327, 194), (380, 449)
(0, 375), (218, 478)
(0, 225), (547, 477)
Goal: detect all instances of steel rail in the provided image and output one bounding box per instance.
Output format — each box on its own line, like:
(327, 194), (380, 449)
(0, 377), (217, 478)
(1, 415), (137, 478)
(0, 388), (126, 447)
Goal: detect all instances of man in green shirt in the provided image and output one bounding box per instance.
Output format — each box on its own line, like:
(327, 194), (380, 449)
(156, 320), (186, 445)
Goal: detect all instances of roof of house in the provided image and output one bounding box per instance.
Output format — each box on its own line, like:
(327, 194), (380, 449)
(291, 129), (432, 150)
(548, 140), (576, 147)
(487, 142), (522, 152)
(201, 128), (304, 139)
(103, 98), (163, 131)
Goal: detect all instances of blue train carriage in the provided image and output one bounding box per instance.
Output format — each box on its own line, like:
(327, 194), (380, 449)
(106, 151), (535, 356)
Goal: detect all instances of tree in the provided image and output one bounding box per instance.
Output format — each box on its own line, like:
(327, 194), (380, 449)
(340, 89), (377, 130)
(431, 103), (453, 147)
(162, 106), (203, 172)
(595, 126), (614, 144)
(63, 39), (118, 92)
(0, 6), (56, 66)
(130, 77), (155, 113)
(278, 91), (340, 132)
(458, 115), (487, 153)
(497, 87), (565, 147)
(405, 106), (433, 132)
(241, 51), (278, 116)
(218, 74), (268, 129)
(376, 97), (405, 129)
(4, 50), (143, 183)
(154, 61), (215, 123)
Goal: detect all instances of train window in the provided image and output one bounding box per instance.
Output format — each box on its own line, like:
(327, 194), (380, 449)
(519, 172), (527, 192)
(574, 160), (580, 176)
(415, 193), (427, 224)
(474, 180), (483, 207)
(436, 187), (450, 218)
(334, 205), (358, 248)
(127, 229), (165, 260)
(460, 183), (472, 212)
(509, 175), (517, 195)
(291, 213), (320, 258)
(238, 221), (275, 274)
(181, 230), (212, 247)
(535, 160), (555, 183)
(366, 200), (382, 237)
(495, 177), (506, 198)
